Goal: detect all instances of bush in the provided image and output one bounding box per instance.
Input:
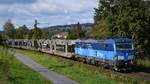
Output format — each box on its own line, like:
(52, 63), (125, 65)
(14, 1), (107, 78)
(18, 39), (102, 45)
(0, 59), (10, 83)
(0, 48), (14, 83)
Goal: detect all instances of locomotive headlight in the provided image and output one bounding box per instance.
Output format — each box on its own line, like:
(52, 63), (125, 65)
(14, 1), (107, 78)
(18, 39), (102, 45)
(128, 55), (134, 60)
(118, 56), (124, 60)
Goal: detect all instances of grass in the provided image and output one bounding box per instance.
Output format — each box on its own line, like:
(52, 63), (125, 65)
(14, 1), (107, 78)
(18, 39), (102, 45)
(16, 49), (144, 84)
(0, 49), (52, 84)
(137, 59), (150, 68)
(135, 59), (150, 74)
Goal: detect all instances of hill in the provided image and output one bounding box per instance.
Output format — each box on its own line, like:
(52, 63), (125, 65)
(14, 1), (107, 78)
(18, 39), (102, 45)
(42, 23), (93, 34)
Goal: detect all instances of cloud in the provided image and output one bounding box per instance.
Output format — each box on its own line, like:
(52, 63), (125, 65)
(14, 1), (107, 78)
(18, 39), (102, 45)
(0, 0), (37, 4)
(0, 0), (98, 30)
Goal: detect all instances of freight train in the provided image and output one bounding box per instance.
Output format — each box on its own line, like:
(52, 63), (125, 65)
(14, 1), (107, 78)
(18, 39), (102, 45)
(7, 38), (136, 71)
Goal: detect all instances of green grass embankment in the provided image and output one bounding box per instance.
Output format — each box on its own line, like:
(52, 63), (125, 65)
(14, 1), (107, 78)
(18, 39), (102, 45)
(0, 50), (52, 84)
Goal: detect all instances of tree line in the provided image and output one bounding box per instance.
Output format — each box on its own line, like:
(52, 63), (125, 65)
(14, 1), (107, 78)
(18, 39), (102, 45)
(92, 0), (150, 59)
(1, 19), (52, 40)
(1, 20), (86, 40)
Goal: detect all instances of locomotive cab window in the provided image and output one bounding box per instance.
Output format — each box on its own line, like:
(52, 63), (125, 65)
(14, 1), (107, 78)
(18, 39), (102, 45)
(116, 43), (132, 51)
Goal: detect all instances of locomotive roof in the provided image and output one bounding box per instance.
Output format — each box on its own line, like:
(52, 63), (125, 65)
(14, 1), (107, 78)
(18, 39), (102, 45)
(75, 39), (104, 43)
(75, 38), (132, 44)
(105, 38), (132, 43)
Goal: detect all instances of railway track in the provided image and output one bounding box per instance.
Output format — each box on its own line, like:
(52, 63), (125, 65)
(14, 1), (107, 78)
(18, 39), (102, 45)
(127, 72), (150, 81)
(71, 57), (150, 82)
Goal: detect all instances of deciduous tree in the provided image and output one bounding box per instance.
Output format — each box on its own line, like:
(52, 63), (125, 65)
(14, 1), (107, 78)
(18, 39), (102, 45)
(16, 25), (29, 39)
(94, 0), (150, 59)
(3, 20), (16, 39)
(68, 22), (85, 39)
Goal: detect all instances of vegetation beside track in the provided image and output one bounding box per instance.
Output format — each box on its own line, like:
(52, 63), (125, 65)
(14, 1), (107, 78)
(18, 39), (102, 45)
(16, 49), (149, 84)
(135, 60), (150, 74)
(137, 60), (150, 68)
(0, 49), (52, 84)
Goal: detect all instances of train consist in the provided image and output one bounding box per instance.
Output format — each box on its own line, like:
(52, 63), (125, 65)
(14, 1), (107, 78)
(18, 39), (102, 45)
(7, 38), (136, 71)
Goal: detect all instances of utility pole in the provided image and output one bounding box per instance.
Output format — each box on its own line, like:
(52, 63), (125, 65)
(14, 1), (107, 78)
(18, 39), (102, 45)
(34, 19), (50, 28)
(34, 19), (39, 29)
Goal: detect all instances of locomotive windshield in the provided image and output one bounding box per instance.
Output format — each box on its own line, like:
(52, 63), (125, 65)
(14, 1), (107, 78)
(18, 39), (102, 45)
(116, 43), (132, 51)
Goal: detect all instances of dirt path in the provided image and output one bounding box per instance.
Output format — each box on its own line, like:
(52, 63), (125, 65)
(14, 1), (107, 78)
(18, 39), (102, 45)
(14, 52), (78, 84)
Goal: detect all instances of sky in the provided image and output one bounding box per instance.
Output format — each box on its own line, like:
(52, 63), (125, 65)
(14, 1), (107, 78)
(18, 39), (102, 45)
(0, 0), (98, 30)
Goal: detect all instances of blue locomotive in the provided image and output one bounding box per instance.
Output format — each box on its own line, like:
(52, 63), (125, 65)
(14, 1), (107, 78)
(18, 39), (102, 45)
(74, 38), (136, 71)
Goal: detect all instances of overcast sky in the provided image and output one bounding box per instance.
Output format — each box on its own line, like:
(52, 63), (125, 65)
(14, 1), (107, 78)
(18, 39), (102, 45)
(0, 0), (98, 30)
